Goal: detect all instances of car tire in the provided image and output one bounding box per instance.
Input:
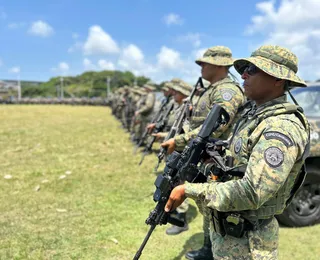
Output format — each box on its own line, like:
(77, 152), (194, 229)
(277, 167), (320, 227)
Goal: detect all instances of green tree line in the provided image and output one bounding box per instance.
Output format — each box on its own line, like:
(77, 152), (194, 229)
(21, 70), (152, 98)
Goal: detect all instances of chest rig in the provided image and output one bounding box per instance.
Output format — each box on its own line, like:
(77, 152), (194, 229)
(209, 100), (310, 238)
(190, 78), (242, 130)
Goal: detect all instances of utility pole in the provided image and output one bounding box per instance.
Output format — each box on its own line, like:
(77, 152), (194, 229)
(56, 84), (60, 97)
(106, 77), (111, 96)
(17, 74), (21, 101)
(60, 77), (64, 99)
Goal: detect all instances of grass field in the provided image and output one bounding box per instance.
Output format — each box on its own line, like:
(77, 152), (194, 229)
(0, 105), (319, 260)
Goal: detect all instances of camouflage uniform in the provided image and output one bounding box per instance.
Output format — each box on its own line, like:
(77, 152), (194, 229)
(184, 45), (310, 259)
(132, 85), (155, 142)
(177, 47), (245, 255)
(120, 86), (130, 128)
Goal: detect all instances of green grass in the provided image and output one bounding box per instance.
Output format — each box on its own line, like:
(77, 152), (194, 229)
(0, 105), (319, 260)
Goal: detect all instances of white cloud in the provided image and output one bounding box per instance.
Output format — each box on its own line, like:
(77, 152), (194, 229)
(98, 59), (115, 70)
(122, 44), (144, 63)
(59, 62), (69, 72)
(246, 0), (320, 81)
(118, 44), (144, 69)
(83, 58), (96, 70)
(0, 58), (2, 67)
(157, 46), (182, 69)
(51, 62), (70, 75)
(83, 25), (119, 55)
(9, 66), (20, 74)
(194, 48), (207, 59)
(163, 13), (184, 26)
(28, 20), (54, 37)
(68, 42), (83, 53)
(8, 22), (25, 29)
(177, 33), (202, 47)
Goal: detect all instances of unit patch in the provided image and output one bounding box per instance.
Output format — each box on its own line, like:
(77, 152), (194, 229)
(263, 131), (294, 147)
(264, 146), (284, 168)
(220, 89), (235, 101)
(200, 101), (206, 110)
(234, 138), (242, 154)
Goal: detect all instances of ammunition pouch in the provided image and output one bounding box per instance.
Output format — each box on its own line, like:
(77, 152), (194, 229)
(211, 211), (273, 238)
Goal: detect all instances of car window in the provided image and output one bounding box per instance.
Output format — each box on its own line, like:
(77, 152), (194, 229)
(289, 86), (320, 117)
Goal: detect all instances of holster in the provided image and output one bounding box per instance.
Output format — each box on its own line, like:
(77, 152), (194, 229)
(211, 211), (273, 238)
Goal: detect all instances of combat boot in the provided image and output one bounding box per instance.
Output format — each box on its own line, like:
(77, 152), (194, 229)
(165, 213), (189, 235)
(185, 235), (213, 260)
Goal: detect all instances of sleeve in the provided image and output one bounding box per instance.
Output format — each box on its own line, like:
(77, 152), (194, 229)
(175, 84), (244, 150)
(185, 125), (304, 212)
(138, 93), (155, 115)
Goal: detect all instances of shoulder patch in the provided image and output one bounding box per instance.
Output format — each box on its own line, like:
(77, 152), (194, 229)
(264, 146), (284, 168)
(263, 131), (294, 147)
(220, 89), (236, 101)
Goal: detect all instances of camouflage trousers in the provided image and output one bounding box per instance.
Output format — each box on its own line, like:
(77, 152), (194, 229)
(195, 200), (211, 241)
(209, 217), (279, 260)
(132, 114), (151, 141)
(176, 199), (189, 214)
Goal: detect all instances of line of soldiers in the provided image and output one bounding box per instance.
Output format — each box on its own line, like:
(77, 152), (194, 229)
(109, 84), (156, 143)
(112, 45), (310, 260)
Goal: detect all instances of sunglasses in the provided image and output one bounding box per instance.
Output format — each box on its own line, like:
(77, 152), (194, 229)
(243, 64), (260, 76)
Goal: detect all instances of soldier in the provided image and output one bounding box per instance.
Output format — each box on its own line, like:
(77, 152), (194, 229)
(164, 45), (310, 259)
(133, 84), (156, 143)
(151, 79), (192, 145)
(161, 46), (245, 259)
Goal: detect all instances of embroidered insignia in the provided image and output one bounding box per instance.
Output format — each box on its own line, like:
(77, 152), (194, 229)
(234, 138), (242, 154)
(200, 101), (206, 110)
(220, 89), (235, 101)
(264, 146), (284, 168)
(222, 91), (233, 101)
(264, 131), (294, 147)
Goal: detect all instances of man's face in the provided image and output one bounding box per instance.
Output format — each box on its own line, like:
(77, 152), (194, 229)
(174, 91), (186, 103)
(241, 64), (279, 104)
(200, 62), (218, 81)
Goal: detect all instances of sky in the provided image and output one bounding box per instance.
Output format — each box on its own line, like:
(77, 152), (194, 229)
(1, 0), (320, 84)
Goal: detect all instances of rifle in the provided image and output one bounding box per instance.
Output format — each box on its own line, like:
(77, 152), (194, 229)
(138, 101), (174, 165)
(133, 104), (230, 260)
(133, 95), (171, 154)
(154, 77), (204, 172)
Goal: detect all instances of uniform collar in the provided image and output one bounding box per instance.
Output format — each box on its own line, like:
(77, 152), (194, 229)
(254, 95), (287, 115)
(208, 76), (234, 89)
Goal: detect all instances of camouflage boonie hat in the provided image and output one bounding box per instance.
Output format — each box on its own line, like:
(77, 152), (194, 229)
(170, 79), (192, 96)
(195, 46), (234, 66)
(143, 84), (156, 91)
(161, 81), (172, 92)
(234, 45), (306, 87)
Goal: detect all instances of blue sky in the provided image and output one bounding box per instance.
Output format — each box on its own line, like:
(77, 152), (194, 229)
(1, 0), (320, 83)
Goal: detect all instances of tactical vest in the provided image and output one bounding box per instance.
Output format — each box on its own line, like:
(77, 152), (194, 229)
(228, 101), (310, 221)
(190, 78), (243, 131)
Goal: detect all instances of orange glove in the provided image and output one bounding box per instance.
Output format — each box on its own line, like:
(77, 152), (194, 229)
(165, 184), (186, 212)
(160, 138), (176, 154)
